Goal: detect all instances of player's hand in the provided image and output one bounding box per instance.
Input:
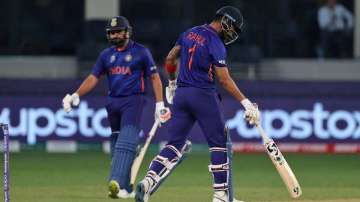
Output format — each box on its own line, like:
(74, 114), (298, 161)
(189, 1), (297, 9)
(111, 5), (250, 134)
(155, 101), (171, 124)
(62, 93), (80, 113)
(241, 99), (260, 125)
(165, 80), (177, 104)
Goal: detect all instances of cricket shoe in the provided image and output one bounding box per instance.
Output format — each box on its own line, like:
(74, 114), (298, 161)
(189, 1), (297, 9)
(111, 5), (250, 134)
(213, 191), (244, 202)
(108, 180), (135, 199)
(135, 178), (153, 202)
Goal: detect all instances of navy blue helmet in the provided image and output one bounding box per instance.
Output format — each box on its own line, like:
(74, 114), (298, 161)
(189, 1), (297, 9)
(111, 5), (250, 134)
(215, 6), (244, 45)
(105, 16), (132, 46)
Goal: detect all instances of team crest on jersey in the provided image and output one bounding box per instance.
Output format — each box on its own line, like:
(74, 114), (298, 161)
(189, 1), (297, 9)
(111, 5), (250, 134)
(110, 55), (116, 63)
(125, 54), (132, 62)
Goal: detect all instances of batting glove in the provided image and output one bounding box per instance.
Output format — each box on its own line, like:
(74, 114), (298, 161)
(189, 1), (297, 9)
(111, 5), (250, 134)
(155, 101), (171, 124)
(62, 93), (80, 113)
(165, 80), (177, 104)
(241, 98), (260, 125)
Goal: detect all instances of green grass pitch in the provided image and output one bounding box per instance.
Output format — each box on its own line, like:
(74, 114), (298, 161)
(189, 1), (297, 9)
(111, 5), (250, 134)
(2, 149), (360, 202)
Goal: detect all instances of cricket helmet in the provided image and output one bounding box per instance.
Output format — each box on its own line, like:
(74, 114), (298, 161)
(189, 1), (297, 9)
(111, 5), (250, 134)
(105, 16), (132, 46)
(215, 6), (244, 45)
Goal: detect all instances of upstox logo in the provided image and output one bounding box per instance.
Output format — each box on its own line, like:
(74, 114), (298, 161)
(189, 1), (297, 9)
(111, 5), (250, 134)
(1, 101), (359, 144)
(226, 102), (360, 140)
(0, 102), (111, 145)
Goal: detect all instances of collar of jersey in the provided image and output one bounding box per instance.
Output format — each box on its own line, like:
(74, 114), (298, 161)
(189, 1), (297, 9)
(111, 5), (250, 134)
(114, 40), (134, 52)
(203, 24), (219, 36)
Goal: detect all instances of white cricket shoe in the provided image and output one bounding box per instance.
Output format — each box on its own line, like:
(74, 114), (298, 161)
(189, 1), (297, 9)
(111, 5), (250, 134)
(108, 180), (135, 199)
(128, 191), (136, 198)
(135, 178), (152, 202)
(212, 191), (244, 202)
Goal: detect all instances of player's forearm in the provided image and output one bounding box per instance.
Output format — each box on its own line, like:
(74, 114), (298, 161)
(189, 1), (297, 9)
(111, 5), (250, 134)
(220, 77), (246, 103)
(165, 45), (181, 81)
(215, 67), (246, 102)
(75, 74), (99, 97)
(151, 73), (163, 102)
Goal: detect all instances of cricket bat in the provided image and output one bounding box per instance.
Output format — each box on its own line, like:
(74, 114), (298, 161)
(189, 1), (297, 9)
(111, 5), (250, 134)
(130, 119), (160, 187)
(255, 124), (302, 199)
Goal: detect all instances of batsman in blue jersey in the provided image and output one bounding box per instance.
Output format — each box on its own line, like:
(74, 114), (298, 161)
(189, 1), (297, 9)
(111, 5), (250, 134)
(62, 16), (171, 199)
(135, 6), (261, 202)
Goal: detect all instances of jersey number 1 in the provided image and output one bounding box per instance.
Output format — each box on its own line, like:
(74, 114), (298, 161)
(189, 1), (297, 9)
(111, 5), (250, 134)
(188, 44), (197, 70)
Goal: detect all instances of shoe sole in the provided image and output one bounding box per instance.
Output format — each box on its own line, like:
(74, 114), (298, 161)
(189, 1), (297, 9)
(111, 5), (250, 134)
(108, 180), (120, 199)
(135, 183), (146, 202)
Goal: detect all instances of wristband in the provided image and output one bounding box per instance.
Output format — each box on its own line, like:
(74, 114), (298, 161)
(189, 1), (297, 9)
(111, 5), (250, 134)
(165, 62), (177, 73)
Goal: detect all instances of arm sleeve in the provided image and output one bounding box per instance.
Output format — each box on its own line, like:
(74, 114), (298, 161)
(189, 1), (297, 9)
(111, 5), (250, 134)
(341, 5), (354, 29)
(91, 51), (106, 78)
(209, 38), (227, 68)
(143, 48), (158, 77)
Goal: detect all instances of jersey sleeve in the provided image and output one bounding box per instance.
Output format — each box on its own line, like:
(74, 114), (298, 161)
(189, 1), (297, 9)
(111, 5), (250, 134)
(91, 50), (107, 78)
(143, 48), (158, 77)
(208, 38), (227, 68)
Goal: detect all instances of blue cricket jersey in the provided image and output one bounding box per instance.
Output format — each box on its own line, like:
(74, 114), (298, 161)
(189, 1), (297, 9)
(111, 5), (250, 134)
(176, 24), (227, 89)
(92, 40), (157, 97)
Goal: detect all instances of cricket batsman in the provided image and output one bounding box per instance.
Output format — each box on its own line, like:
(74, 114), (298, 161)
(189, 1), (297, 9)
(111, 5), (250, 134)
(135, 6), (260, 202)
(62, 16), (171, 199)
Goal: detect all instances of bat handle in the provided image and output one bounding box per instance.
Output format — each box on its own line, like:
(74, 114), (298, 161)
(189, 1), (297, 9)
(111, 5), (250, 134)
(255, 123), (272, 143)
(149, 119), (161, 136)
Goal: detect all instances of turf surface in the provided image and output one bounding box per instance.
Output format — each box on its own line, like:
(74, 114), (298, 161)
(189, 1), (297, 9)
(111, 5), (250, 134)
(2, 150), (359, 202)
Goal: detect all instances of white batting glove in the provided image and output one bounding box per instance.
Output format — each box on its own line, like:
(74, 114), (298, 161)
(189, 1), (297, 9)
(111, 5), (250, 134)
(241, 98), (260, 125)
(155, 101), (171, 124)
(165, 80), (177, 104)
(62, 93), (80, 113)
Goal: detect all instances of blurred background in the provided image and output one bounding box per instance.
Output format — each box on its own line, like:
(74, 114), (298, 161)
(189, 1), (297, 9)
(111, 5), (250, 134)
(0, 0), (360, 153)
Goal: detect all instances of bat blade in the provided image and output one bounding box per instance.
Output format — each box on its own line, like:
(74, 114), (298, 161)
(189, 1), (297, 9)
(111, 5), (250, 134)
(130, 120), (160, 186)
(256, 125), (302, 198)
(264, 140), (302, 198)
